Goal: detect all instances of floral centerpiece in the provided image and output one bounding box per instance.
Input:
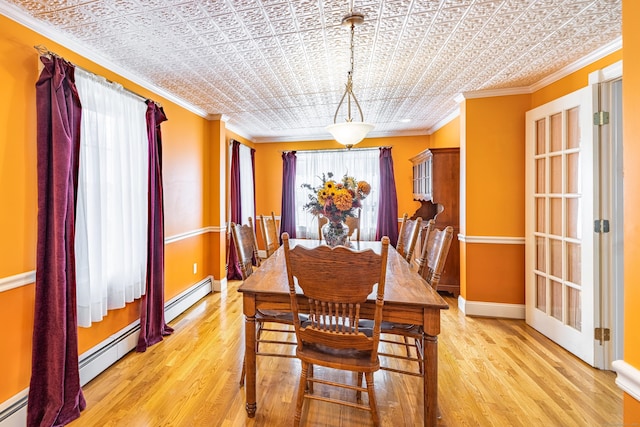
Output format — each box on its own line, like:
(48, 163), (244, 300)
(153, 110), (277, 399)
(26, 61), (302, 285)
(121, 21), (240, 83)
(302, 172), (371, 246)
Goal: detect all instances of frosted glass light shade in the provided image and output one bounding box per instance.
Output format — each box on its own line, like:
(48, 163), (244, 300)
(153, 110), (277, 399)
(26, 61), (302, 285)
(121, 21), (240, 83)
(326, 122), (374, 147)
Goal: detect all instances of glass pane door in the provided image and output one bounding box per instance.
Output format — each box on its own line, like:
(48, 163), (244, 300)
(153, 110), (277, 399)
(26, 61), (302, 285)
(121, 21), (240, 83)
(526, 87), (595, 366)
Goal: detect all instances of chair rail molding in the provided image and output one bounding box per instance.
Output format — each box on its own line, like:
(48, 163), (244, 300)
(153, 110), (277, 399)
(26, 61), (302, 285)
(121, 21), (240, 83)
(612, 360), (640, 402)
(0, 271), (36, 293)
(458, 234), (525, 245)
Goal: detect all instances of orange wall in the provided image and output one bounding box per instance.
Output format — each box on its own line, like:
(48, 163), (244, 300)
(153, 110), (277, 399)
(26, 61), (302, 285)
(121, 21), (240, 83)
(431, 116), (460, 149)
(0, 14), (212, 402)
(464, 243), (525, 303)
(460, 94), (529, 304)
(253, 135), (432, 224)
(464, 94), (529, 237)
(0, 17), (38, 280)
(623, 0), (640, 423)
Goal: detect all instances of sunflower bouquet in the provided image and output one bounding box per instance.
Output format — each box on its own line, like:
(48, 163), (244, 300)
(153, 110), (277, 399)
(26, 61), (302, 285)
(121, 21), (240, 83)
(302, 172), (371, 223)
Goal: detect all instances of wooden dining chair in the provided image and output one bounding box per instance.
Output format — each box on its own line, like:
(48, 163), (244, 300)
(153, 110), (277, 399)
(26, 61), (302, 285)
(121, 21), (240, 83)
(282, 233), (390, 427)
(417, 220), (454, 289)
(378, 219), (454, 377)
(345, 208), (361, 242)
(230, 221), (259, 279)
(316, 214), (328, 240)
(234, 220), (296, 386)
(396, 213), (422, 262)
(259, 212), (280, 258)
(248, 217), (261, 267)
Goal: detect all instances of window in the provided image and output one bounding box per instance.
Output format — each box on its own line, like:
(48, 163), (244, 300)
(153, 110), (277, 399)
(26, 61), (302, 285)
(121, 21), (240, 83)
(74, 69), (149, 327)
(295, 149), (379, 240)
(239, 144), (255, 224)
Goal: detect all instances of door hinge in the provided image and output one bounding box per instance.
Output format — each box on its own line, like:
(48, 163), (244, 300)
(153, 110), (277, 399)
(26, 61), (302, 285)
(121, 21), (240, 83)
(594, 219), (610, 233)
(595, 327), (611, 342)
(593, 111), (610, 126)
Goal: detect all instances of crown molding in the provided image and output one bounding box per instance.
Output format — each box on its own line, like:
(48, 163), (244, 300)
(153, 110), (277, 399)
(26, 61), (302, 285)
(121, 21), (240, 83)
(529, 37), (622, 92)
(252, 128), (431, 143)
(2, 0), (622, 143)
(427, 107), (460, 134)
(458, 86), (532, 100)
(0, 1), (208, 119)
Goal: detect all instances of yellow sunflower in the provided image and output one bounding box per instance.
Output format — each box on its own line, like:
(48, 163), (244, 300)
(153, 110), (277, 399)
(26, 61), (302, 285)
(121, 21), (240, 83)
(324, 180), (336, 191)
(317, 189), (328, 205)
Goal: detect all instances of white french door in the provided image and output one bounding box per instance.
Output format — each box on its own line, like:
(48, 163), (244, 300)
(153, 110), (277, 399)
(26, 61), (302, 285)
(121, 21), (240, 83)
(525, 87), (597, 366)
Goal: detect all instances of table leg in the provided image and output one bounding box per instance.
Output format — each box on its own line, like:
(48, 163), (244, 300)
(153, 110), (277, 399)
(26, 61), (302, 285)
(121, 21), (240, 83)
(424, 333), (438, 427)
(244, 310), (257, 417)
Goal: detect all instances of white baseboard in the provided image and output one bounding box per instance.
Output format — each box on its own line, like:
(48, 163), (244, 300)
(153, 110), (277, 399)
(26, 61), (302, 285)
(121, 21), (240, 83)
(612, 360), (640, 402)
(0, 276), (213, 427)
(213, 277), (227, 292)
(458, 295), (525, 319)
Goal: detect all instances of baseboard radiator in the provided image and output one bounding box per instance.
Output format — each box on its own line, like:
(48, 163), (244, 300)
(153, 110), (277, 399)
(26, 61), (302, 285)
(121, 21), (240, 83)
(0, 276), (213, 427)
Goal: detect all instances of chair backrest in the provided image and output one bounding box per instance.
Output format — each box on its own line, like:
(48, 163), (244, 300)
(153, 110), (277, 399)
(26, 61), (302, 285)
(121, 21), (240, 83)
(345, 208), (361, 242)
(317, 214), (328, 240)
(248, 217), (261, 267)
(260, 212), (280, 257)
(231, 221), (259, 280)
(396, 213), (422, 262)
(282, 233), (390, 360)
(416, 220), (454, 288)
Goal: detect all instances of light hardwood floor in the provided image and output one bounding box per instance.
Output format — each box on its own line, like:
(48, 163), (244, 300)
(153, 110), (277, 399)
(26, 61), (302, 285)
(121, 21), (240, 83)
(69, 281), (622, 426)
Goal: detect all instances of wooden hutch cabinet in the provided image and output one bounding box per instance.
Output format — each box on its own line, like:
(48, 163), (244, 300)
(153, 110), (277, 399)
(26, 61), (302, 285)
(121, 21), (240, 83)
(409, 147), (460, 296)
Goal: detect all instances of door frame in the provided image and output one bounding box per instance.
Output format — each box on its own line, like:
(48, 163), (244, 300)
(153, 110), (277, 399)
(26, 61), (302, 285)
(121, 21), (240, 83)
(589, 60), (623, 368)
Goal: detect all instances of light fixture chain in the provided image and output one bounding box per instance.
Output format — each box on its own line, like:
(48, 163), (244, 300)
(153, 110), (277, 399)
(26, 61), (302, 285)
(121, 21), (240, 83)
(350, 21), (355, 75)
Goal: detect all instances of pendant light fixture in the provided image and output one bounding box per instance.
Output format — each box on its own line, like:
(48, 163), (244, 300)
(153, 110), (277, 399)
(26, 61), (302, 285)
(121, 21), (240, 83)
(326, 8), (374, 149)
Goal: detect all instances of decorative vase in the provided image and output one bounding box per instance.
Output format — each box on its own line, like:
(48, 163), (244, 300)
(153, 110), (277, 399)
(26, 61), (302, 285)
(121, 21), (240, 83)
(322, 221), (350, 247)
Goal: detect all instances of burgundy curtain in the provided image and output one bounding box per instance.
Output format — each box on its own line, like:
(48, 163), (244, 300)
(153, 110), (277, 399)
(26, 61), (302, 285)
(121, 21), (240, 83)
(227, 140), (242, 279)
(280, 151), (297, 241)
(376, 147), (399, 246)
(28, 55), (86, 427)
(137, 101), (173, 352)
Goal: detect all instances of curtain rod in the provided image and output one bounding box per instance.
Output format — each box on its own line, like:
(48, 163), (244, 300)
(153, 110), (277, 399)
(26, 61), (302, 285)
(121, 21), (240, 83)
(280, 146), (391, 154)
(33, 44), (161, 107)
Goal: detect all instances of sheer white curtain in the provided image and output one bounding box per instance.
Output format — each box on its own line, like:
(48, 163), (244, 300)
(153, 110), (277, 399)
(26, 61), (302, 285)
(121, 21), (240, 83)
(74, 69), (149, 327)
(239, 144), (255, 225)
(295, 149), (379, 240)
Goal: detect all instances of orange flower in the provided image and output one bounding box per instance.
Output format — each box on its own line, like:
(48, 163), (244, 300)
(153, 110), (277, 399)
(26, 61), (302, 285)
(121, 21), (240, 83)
(357, 180), (371, 195)
(333, 189), (353, 211)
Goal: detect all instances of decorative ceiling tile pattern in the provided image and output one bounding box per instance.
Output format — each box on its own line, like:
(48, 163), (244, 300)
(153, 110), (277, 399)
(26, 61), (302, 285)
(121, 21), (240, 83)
(2, 0), (621, 141)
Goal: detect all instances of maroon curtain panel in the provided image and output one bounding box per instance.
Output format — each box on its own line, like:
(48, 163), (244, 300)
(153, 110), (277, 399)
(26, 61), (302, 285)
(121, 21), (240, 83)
(137, 101), (173, 352)
(279, 151), (297, 241)
(227, 140), (242, 279)
(376, 147), (399, 246)
(28, 56), (86, 427)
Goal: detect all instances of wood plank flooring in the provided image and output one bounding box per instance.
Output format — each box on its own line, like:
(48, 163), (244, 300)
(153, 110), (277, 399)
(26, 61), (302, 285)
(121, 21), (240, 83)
(69, 281), (622, 426)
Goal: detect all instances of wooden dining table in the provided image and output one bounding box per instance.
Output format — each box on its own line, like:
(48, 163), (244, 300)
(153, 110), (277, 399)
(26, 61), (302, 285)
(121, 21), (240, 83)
(238, 238), (449, 427)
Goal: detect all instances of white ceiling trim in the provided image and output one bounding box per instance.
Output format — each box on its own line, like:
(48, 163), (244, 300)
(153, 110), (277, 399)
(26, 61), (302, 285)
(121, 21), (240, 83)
(0, 1), (208, 118)
(1, 0), (622, 144)
(529, 37), (622, 92)
(427, 108), (460, 135)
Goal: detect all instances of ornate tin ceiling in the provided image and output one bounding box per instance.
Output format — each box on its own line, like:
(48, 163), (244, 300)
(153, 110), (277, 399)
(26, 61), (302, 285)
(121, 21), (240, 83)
(0, 0), (622, 142)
